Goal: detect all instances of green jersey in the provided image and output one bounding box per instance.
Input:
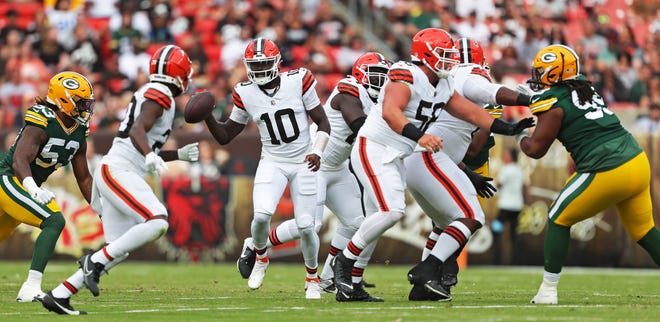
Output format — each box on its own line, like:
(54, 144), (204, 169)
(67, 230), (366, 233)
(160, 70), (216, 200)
(463, 104), (501, 170)
(0, 104), (89, 186)
(529, 76), (641, 172)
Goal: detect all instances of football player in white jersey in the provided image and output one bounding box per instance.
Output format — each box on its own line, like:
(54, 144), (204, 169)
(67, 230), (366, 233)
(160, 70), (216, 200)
(203, 38), (331, 299)
(42, 45), (200, 315)
(405, 37), (533, 301)
(236, 52), (390, 302)
(330, 28), (534, 301)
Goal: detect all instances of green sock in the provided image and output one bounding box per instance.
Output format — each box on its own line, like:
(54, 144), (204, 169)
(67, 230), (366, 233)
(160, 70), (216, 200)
(543, 221), (571, 274)
(30, 213), (65, 272)
(637, 227), (660, 265)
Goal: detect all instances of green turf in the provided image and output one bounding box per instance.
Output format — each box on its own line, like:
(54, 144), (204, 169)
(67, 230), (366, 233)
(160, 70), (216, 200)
(0, 261), (657, 321)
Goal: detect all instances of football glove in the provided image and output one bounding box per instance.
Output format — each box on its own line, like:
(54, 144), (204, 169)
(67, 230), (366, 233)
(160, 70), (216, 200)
(461, 167), (497, 198)
(145, 152), (168, 176)
(22, 176), (55, 204)
(177, 142), (200, 162)
(490, 117), (535, 136)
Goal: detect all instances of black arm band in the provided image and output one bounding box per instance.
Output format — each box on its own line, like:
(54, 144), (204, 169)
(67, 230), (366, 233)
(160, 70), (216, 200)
(489, 118), (512, 135)
(349, 116), (366, 135)
(516, 93), (531, 106)
(402, 123), (424, 142)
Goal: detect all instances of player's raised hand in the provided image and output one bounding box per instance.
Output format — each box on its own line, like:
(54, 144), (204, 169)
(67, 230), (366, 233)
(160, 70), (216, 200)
(304, 153), (321, 172)
(418, 134), (443, 153)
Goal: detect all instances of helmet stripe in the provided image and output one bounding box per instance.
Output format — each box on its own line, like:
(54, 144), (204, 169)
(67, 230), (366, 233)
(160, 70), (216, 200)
(157, 45), (175, 75)
(460, 38), (471, 64)
(254, 38), (265, 56)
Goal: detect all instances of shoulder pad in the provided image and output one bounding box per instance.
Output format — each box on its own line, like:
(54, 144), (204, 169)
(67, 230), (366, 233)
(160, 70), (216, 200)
(337, 78), (360, 97)
(144, 85), (173, 110)
(24, 105), (56, 128)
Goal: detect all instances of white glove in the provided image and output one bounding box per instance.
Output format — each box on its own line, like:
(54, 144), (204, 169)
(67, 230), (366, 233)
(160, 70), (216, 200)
(177, 142), (199, 162)
(145, 152), (168, 176)
(515, 84), (538, 97)
(22, 176), (55, 204)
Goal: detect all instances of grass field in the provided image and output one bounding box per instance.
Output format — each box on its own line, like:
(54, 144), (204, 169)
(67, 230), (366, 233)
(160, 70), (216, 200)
(0, 261), (658, 321)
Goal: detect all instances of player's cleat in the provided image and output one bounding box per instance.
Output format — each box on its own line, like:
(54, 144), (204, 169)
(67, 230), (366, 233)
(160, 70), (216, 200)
(360, 279), (376, 288)
(407, 260), (451, 301)
(16, 281), (45, 302)
(237, 237), (256, 279)
(441, 255), (459, 288)
(41, 292), (87, 315)
(305, 277), (322, 299)
(319, 278), (337, 293)
(336, 282), (384, 302)
(408, 283), (449, 301)
(78, 253), (105, 297)
(530, 278), (558, 304)
(247, 256), (269, 289)
(330, 252), (356, 295)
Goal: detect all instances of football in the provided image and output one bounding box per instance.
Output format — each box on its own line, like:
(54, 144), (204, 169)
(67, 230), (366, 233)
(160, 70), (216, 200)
(184, 91), (215, 123)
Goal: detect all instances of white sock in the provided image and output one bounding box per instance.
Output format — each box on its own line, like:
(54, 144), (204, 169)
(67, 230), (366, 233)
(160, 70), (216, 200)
(52, 270), (84, 299)
(429, 221), (472, 262)
(543, 271), (560, 284)
(26, 270), (43, 285)
(269, 219), (299, 247)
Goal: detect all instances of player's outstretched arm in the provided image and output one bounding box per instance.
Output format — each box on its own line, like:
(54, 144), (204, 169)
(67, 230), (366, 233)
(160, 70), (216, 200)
(71, 141), (93, 203)
(204, 115), (245, 145)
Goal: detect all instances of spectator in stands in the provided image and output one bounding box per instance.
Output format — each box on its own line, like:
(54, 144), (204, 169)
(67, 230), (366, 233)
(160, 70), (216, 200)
(335, 35), (368, 75)
(118, 38), (150, 82)
(85, 0), (119, 19)
(45, 0), (83, 51)
(0, 9), (27, 44)
(489, 45), (528, 83)
(629, 65), (652, 105)
(546, 21), (568, 45)
(0, 68), (36, 127)
(406, 0), (441, 33)
(0, 30), (24, 71)
(580, 20), (608, 60)
(613, 51), (638, 94)
(455, 11), (491, 46)
(32, 27), (69, 72)
(314, 3), (346, 47)
(634, 102), (660, 134)
(110, 9), (147, 55)
(516, 26), (549, 65)
(533, 0), (568, 20)
(108, 1), (151, 38)
(455, 0), (496, 21)
(68, 23), (103, 73)
(147, 2), (173, 44)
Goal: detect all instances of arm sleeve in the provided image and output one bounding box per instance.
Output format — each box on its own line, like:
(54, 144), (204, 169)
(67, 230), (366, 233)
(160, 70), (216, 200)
(462, 74), (504, 106)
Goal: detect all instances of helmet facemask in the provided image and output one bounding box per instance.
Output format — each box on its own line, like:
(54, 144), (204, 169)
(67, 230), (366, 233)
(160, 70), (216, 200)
(69, 94), (95, 125)
(424, 44), (459, 79)
(244, 54), (281, 85)
(361, 65), (388, 99)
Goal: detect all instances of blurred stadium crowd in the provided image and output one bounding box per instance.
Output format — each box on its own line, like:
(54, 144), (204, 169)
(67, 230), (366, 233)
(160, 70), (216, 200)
(0, 0), (659, 136)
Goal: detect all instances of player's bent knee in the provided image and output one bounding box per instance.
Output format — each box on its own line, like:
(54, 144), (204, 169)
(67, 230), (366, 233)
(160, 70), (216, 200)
(296, 214), (314, 232)
(147, 218), (169, 239)
(41, 212), (65, 232)
(252, 211), (271, 225)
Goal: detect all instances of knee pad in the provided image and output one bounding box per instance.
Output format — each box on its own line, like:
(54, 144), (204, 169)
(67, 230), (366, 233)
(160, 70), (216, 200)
(41, 212), (65, 232)
(252, 211), (271, 226)
(147, 218), (169, 239)
(296, 214), (314, 233)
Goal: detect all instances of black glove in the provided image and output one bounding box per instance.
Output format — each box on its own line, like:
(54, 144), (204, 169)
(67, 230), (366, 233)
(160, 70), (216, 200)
(490, 117), (535, 135)
(461, 167), (497, 198)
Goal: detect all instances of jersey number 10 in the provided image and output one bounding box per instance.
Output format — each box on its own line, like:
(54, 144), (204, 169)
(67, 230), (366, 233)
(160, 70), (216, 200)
(260, 108), (300, 145)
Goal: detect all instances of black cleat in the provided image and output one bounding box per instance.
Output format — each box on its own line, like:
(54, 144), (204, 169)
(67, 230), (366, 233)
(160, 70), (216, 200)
(41, 292), (87, 315)
(330, 252), (356, 295)
(408, 283), (451, 301)
(319, 278), (337, 294)
(442, 255), (459, 288)
(407, 257), (451, 301)
(336, 282), (384, 302)
(78, 254), (105, 297)
(360, 279), (376, 288)
(237, 238), (256, 279)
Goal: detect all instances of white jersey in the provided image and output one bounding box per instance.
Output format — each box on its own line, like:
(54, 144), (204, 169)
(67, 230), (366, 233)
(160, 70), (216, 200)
(322, 76), (374, 170)
(229, 68), (321, 163)
(359, 61), (454, 157)
(426, 63), (503, 163)
(102, 82), (176, 174)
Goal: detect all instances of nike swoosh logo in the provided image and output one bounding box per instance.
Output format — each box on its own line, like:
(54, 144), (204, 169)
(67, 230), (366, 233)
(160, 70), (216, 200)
(82, 259), (93, 276)
(531, 97), (541, 104)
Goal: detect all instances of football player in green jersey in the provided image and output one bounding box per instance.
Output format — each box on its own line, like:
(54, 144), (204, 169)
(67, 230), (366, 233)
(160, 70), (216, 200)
(517, 44), (660, 304)
(0, 71), (95, 302)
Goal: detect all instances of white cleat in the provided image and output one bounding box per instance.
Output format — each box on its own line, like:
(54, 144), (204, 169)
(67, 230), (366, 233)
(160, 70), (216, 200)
(247, 257), (269, 289)
(305, 278), (322, 299)
(530, 279), (558, 304)
(16, 281), (45, 302)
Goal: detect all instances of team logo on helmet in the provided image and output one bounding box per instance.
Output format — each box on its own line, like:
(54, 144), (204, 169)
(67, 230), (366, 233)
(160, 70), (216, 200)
(62, 78), (80, 90)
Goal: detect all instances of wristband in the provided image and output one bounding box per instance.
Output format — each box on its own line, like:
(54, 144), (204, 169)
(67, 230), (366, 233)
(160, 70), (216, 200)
(312, 131), (330, 156)
(402, 123), (424, 142)
(516, 93), (531, 106)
